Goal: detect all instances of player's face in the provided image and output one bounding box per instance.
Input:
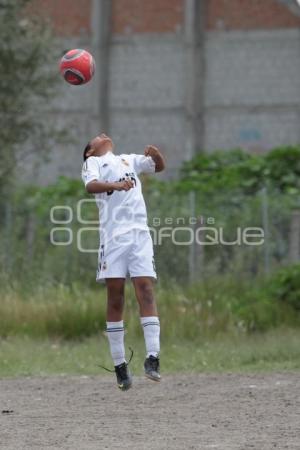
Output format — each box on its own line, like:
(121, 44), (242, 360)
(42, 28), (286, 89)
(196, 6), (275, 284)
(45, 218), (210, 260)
(90, 133), (113, 156)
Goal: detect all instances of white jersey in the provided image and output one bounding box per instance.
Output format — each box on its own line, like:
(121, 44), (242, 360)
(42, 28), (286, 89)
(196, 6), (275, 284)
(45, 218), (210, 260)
(81, 151), (155, 244)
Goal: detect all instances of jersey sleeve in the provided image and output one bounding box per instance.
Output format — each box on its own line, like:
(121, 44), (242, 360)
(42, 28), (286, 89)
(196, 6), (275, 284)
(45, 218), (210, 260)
(81, 157), (101, 186)
(131, 154), (156, 175)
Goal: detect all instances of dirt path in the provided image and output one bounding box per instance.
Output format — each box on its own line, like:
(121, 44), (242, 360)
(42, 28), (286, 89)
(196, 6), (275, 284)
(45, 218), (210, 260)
(0, 373), (299, 450)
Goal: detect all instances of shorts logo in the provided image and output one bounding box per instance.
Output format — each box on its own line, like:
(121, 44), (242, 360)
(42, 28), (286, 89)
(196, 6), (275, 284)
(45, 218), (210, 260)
(99, 245), (106, 270)
(122, 159), (129, 166)
(152, 256), (156, 272)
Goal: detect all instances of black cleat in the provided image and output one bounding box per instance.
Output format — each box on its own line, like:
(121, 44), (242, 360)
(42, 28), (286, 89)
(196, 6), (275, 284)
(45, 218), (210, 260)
(144, 355), (161, 382)
(115, 362), (132, 391)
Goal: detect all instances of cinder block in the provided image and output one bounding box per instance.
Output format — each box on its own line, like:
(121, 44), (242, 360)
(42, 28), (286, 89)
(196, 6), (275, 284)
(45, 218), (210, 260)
(205, 30), (300, 107)
(109, 38), (185, 108)
(204, 109), (300, 151)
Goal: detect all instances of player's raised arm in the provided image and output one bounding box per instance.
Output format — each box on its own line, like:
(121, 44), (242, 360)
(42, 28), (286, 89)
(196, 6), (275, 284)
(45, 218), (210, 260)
(86, 179), (134, 194)
(144, 145), (165, 173)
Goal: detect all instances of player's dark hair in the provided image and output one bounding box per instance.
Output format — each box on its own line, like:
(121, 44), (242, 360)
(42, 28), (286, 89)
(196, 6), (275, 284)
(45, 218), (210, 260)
(83, 142), (92, 161)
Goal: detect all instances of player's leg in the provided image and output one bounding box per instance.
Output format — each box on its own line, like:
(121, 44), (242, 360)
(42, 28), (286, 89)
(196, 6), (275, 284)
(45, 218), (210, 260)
(131, 276), (158, 317)
(106, 277), (125, 323)
(131, 276), (161, 381)
(129, 229), (161, 381)
(97, 237), (132, 391)
(97, 236), (128, 365)
(106, 277), (132, 391)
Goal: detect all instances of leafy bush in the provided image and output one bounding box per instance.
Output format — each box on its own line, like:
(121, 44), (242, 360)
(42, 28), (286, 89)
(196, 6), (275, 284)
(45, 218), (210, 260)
(178, 145), (300, 198)
(1, 146), (300, 285)
(268, 264), (300, 311)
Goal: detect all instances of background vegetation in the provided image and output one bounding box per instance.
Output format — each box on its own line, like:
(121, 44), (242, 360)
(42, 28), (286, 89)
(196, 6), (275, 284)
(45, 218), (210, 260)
(1, 147), (300, 344)
(0, 0), (63, 205)
(2, 146), (300, 286)
(0, 1), (299, 376)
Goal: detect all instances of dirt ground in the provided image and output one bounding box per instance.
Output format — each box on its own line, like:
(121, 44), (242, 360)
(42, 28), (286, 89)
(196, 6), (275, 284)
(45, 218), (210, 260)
(0, 372), (299, 450)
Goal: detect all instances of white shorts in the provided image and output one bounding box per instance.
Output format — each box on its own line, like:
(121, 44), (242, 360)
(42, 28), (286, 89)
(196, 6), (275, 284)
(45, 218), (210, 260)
(96, 229), (157, 282)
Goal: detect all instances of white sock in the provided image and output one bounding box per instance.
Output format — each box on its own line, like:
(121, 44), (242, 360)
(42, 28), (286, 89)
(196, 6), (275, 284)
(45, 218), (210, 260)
(140, 316), (160, 358)
(106, 321), (126, 366)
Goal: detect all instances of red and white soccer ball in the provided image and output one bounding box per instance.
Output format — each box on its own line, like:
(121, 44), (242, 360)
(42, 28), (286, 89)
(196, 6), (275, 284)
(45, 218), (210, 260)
(59, 49), (95, 85)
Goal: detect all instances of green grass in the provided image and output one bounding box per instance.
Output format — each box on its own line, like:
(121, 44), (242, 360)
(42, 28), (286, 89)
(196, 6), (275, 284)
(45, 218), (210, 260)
(1, 279), (299, 341)
(0, 279), (299, 377)
(0, 328), (299, 377)
(0, 283), (107, 338)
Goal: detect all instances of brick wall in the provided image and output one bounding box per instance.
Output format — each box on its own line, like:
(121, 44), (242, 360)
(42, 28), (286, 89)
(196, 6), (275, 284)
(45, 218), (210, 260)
(27, 0), (300, 183)
(30, 0), (91, 35)
(111, 0), (184, 34)
(204, 2), (300, 152)
(33, 0), (300, 34)
(207, 0), (300, 30)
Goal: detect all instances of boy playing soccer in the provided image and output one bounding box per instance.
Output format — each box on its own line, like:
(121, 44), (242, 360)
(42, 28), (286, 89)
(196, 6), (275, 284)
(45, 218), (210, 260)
(81, 133), (165, 391)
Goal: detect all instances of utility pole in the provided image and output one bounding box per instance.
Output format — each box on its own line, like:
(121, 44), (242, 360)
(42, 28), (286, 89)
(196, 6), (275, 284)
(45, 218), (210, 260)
(184, 0), (206, 158)
(91, 0), (111, 133)
(184, 0), (206, 281)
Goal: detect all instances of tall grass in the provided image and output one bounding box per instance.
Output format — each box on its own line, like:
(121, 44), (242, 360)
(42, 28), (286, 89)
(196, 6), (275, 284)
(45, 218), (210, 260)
(0, 283), (106, 338)
(0, 277), (299, 340)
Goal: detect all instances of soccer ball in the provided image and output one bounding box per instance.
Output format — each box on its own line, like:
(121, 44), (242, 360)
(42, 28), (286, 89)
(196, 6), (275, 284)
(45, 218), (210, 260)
(59, 49), (95, 85)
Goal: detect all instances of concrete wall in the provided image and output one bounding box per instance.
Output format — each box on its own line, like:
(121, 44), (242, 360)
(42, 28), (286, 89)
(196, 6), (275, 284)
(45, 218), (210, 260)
(30, 0), (300, 183)
(109, 34), (187, 177)
(204, 28), (300, 151)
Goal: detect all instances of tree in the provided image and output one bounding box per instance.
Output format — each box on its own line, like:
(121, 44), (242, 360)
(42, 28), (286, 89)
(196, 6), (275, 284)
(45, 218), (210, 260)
(0, 0), (60, 192)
